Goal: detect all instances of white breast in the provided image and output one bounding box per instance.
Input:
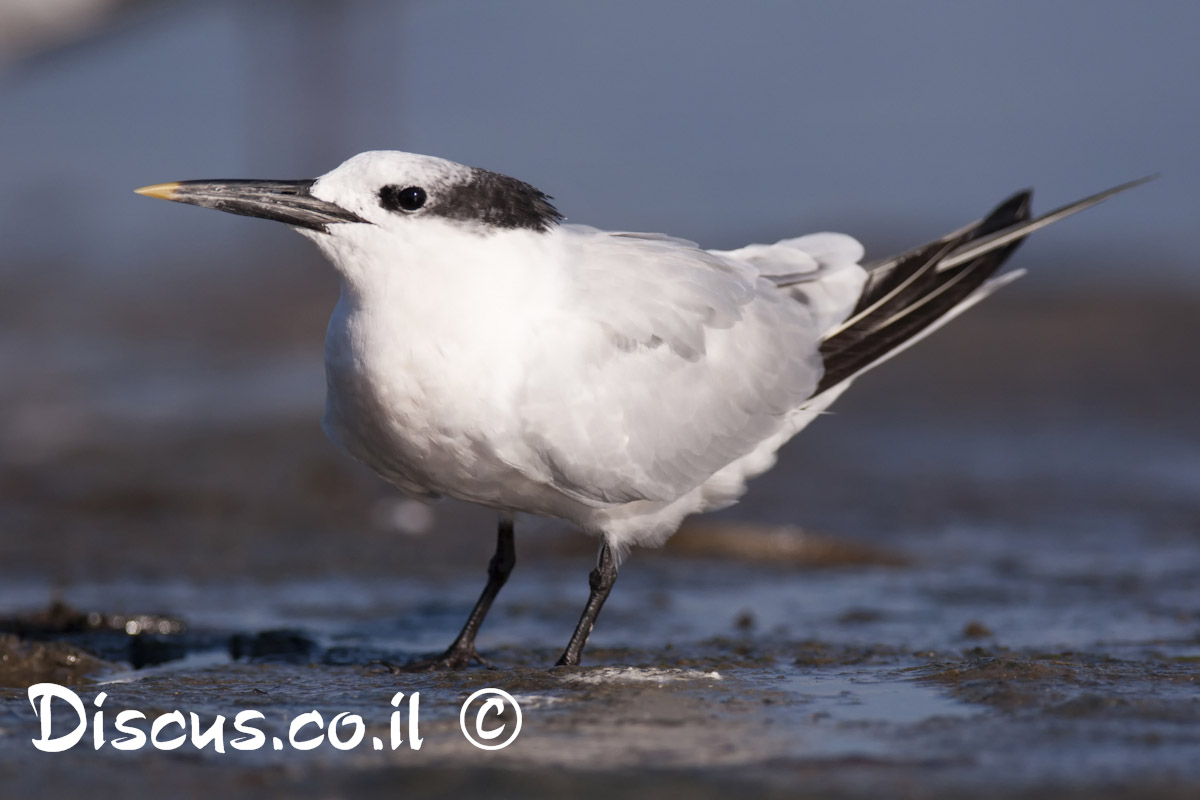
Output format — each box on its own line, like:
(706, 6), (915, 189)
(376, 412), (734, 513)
(317, 223), (569, 504)
(309, 217), (866, 548)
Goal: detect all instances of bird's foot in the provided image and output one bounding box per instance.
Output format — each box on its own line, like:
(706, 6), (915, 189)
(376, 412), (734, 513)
(552, 652), (580, 669)
(382, 646), (491, 673)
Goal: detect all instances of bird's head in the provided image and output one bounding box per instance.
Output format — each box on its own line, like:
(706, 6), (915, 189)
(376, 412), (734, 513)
(137, 150), (564, 282)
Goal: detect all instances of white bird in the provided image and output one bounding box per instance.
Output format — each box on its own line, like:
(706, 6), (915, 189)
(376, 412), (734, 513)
(136, 152), (1147, 668)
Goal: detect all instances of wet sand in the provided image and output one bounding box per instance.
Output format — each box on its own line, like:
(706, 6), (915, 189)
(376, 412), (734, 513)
(0, 266), (1197, 798)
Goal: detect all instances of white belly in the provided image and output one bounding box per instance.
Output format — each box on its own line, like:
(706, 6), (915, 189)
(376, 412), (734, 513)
(319, 292), (549, 507)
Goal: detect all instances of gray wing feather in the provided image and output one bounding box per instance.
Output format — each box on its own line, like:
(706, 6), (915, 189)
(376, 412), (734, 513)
(514, 227), (844, 506)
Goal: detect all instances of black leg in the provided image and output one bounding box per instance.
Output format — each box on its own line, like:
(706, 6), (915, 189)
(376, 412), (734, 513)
(555, 543), (618, 667)
(397, 515), (516, 671)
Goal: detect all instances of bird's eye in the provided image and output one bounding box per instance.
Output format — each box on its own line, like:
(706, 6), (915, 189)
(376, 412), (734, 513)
(379, 185), (427, 213)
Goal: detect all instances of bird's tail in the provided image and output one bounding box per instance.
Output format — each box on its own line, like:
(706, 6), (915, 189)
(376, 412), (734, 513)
(810, 177), (1152, 396)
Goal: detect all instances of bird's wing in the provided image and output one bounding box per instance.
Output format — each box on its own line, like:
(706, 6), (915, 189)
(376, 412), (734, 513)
(510, 226), (861, 507)
(809, 178), (1153, 396)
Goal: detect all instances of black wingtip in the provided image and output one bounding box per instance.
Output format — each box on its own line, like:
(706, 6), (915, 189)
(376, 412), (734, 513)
(981, 190), (1032, 233)
(813, 176), (1152, 396)
(937, 176), (1154, 272)
(816, 192), (1033, 394)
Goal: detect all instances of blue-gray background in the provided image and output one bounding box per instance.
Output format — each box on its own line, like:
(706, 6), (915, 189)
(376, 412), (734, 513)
(1, 0), (1196, 288)
(2, 9), (1200, 794)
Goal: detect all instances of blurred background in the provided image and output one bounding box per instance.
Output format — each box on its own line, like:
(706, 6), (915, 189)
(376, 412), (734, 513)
(1, 0), (1197, 592)
(0, 0), (1195, 596)
(1, 1), (1198, 795)
(4, 1), (1200, 283)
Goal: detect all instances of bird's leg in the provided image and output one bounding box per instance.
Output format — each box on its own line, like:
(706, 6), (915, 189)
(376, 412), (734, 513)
(555, 542), (618, 667)
(398, 515), (515, 672)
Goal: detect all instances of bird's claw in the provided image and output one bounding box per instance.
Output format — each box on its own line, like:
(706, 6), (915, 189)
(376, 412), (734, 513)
(383, 647), (491, 673)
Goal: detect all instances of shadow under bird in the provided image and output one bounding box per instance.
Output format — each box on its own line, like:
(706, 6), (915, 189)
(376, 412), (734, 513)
(136, 153), (1148, 668)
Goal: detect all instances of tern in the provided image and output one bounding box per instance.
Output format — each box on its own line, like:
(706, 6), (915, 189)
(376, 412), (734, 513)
(137, 152), (1147, 668)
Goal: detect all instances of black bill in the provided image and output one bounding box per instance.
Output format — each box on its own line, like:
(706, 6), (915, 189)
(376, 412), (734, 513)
(135, 179), (365, 232)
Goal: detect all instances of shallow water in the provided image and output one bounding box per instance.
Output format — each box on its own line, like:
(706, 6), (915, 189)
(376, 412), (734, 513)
(0, 287), (1197, 798)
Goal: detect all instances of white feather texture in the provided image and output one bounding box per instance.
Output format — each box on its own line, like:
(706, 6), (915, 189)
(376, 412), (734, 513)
(134, 147), (1146, 668)
(303, 151), (874, 550)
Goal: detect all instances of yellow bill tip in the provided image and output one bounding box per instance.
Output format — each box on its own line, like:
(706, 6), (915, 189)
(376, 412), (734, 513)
(134, 181), (181, 200)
